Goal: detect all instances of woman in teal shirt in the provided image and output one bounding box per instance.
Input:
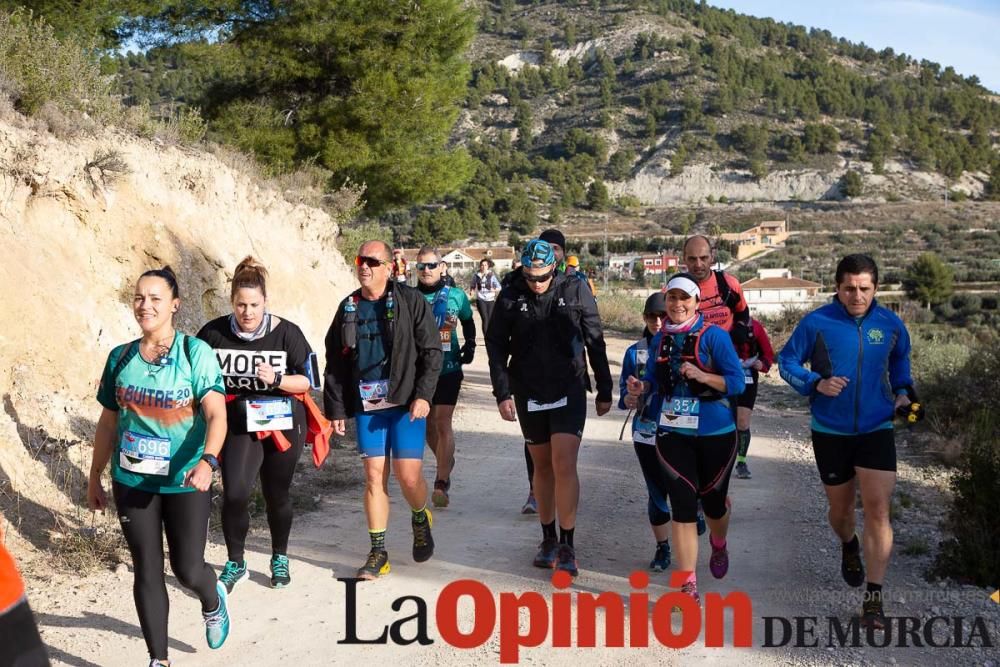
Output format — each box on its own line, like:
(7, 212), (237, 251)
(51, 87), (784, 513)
(87, 266), (230, 667)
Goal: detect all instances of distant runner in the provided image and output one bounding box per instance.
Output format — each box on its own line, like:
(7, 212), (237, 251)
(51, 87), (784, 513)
(733, 318), (775, 480)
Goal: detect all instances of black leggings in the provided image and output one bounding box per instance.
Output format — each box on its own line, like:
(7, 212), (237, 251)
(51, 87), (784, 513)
(113, 482), (219, 661)
(525, 442), (534, 490)
(633, 442), (671, 526)
(0, 598), (49, 667)
(476, 299), (495, 335)
(656, 432), (736, 523)
(221, 407), (305, 562)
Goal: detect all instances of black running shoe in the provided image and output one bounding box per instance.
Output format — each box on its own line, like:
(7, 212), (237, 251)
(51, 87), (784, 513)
(555, 543), (579, 577)
(412, 509), (434, 563)
(841, 543), (865, 588)
(860, 595), (886, 630)
(532, 537), (559, 568)
(357, 549), (390, 580)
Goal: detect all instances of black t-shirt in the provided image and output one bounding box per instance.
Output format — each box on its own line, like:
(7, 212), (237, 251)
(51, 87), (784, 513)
(197, 316), (314, 435)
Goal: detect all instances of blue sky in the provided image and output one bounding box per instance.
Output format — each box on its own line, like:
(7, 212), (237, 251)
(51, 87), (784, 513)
(707, 0), (1000, 93)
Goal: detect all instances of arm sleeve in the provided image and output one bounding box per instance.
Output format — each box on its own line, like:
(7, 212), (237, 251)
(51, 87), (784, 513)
(889, 318), (913, 394)
(187, 337), (225, 400)
(577, 284), (613, 402)
(778, 318), (822, 396)
(323, 304), (351, 419)
(460, 292), (477, 350)
(485, 292), (514, 402)
(411, 292), (444, 403)
(285, 324), (314, 375)
(754, 320), (776, 372)
(618, 346), (636, 410)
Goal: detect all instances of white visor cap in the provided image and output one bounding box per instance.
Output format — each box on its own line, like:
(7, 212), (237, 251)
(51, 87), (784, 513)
(666, 275), (701, 299)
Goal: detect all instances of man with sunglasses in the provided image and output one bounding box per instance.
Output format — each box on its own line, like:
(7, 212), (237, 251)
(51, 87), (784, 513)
(324, 241), (443, 580)
(486, 238), (613, 577)
(415, 247), (476, 508)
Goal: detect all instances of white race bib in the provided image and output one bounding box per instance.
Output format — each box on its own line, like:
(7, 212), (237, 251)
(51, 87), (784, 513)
(246, 397), (294, 432)
(633, 418), (657, 445)
(744, 368), (755, 385)
(439, 328), (452, 352)
(359, 379), (398, 412)
(119, 430), (171, 476)
(659, 397), (700, 430)
(527, 396), (568, 412)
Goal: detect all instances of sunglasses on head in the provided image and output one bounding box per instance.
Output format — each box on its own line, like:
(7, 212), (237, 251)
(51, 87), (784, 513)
(524, 269), (555, 283)
(416, 262), (440, 270)
(355, 255), (389, 269)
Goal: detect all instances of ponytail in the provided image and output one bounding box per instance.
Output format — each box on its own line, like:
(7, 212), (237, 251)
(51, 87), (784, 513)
(231, 255), (268, 300)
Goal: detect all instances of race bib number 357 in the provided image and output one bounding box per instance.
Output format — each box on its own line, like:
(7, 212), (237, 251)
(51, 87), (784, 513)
(659, 397), (700, 430)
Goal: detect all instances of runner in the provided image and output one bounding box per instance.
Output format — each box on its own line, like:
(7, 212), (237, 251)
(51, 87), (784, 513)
(88, 266), (230, 666)
(779, 254), (914, 629)
(682, 235), (751, 343)
(323, 241), (442, 580)
(619, 292), (673, 572)
(472, 258), (501, 333)
(391, 248), (408, 284)
(0, 528), (49, 666)
(733, 317), (775, 480)
(415, 247), (477, 508)
(439, 260), (457, 288)
(196, 257), (321, 592)
(507, 229), (567, 514)
(625, 273), (745, 602)
(486, 239), (613, 577)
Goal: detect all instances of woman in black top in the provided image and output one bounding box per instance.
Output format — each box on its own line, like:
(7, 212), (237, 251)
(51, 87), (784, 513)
(197, 257), (316, 592)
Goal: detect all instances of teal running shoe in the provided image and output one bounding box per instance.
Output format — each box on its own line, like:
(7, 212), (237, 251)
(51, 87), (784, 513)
(270, 554), (290, 588)
(218, 560), (248, 594)
(203, 581), (231, 649)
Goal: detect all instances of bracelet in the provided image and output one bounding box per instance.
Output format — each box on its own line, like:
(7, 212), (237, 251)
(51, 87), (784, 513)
(201, 453), (220, 472)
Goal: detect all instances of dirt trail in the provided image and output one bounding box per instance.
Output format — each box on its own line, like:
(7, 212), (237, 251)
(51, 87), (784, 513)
(23, 331), (998, 666)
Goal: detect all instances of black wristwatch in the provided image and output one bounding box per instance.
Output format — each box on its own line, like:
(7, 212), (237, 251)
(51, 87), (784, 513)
(201, 454), (220, 472)
(271, 372), (283, 390)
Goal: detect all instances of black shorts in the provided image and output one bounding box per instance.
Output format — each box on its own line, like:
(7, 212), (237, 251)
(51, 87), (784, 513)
(514, 384), (587, 444)
(737, 370), (758, 409)
(656, 431), (736, 523)
(811, 428), (896, 486)
(432, 371), (463, 406)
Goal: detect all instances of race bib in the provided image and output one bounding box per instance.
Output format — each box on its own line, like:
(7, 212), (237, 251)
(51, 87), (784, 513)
(744, 368), (755, 385)
(119, 430), (171, 476)
(359, 379), (398, 412)
(527, 396), (568, 412)
(660, 397), (700, 430)
(439, 328), (452, 352)
(246, 397), (294, 432)
(633, 417), (657, 445)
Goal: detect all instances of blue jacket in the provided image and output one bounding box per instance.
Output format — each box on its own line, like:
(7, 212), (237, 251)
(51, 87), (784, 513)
(642, 317), (745, 437)
(618, 335), (661, 442)
(779, 298), (913, 435)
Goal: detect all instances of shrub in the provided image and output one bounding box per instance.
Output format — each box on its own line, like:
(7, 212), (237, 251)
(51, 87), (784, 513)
(597, 292), (645, 335)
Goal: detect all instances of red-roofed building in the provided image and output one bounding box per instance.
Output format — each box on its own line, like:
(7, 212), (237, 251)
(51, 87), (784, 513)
(742, 269), (824, 315)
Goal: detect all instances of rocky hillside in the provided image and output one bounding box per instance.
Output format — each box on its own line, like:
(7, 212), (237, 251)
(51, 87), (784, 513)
(0, 117), (354, 549)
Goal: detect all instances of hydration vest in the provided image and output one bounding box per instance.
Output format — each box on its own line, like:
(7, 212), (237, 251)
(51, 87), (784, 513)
(653, 325), (724, 401)
(341, 285), (395, 358)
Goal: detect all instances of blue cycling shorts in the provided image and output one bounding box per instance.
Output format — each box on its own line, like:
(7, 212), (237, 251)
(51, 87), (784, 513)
(355, 407), (427, 460)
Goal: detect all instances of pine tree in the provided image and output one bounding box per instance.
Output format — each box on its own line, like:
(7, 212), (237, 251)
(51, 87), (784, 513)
(904, 252), (954, 308)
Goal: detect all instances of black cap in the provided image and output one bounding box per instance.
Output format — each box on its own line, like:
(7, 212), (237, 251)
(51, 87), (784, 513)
(539, 228), (566, 250)
(643, 291), (668, 314)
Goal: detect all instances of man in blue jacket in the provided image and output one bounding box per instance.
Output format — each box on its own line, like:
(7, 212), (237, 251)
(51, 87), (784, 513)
(779, 254), (914, 631)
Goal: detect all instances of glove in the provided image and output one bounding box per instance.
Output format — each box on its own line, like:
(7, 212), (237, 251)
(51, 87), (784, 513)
(460, 341), (475, 365)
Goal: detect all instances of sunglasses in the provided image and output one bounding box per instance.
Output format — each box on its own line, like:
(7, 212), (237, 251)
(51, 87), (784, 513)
(416, 262), (440, 270)
(355, 255), (389, 269)
(524, 269), (555, 283)
(644, 312), (667, 319)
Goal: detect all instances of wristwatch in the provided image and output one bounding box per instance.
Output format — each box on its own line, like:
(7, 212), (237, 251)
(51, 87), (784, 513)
(201, 453), (220, 472)
(271, 372), (283, 390)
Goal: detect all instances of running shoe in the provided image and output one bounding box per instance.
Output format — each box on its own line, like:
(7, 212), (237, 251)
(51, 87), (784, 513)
(532, 537), (559, 568)
(709, 539), (729, 579)
(432, 479), (450, 508)
(149, 660), (170, 667)
(735, 461), (752, 479)
(860, 595), (886, 630)
(412, 509), (434, 563)
(695, 511), (707, 536)
(270, 554), (290, 588)
(357, 549), (391, 579)
(203, 581), (231, 650)
(649, 541), (671, 572)
(218, 560), (248, 594)
(673, 581), (700, 611)
(841, 542), (865, 588)
(555, 543), (578, 577)
(521, 491), (538, 514)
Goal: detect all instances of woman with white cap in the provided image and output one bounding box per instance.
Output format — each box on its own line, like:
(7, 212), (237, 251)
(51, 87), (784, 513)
(625, 272), (744, 602)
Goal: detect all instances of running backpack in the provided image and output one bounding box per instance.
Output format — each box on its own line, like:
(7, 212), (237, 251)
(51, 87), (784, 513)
(653, 327), (724, 402)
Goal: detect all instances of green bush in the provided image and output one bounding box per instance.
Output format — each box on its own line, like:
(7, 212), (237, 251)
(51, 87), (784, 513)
(597, 292), (645, 335)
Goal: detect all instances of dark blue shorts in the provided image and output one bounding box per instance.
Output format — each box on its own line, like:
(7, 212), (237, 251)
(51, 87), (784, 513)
(356, 407), (427, 459)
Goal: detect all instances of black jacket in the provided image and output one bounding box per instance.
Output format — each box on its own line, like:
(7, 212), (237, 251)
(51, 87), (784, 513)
(486, 271), (613, 404)
(323, 283), (442, 419)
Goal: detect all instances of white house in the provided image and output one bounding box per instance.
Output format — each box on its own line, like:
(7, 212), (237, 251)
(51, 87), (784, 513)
(741, 268), (825, 315)
(401, 246), (515, 277)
